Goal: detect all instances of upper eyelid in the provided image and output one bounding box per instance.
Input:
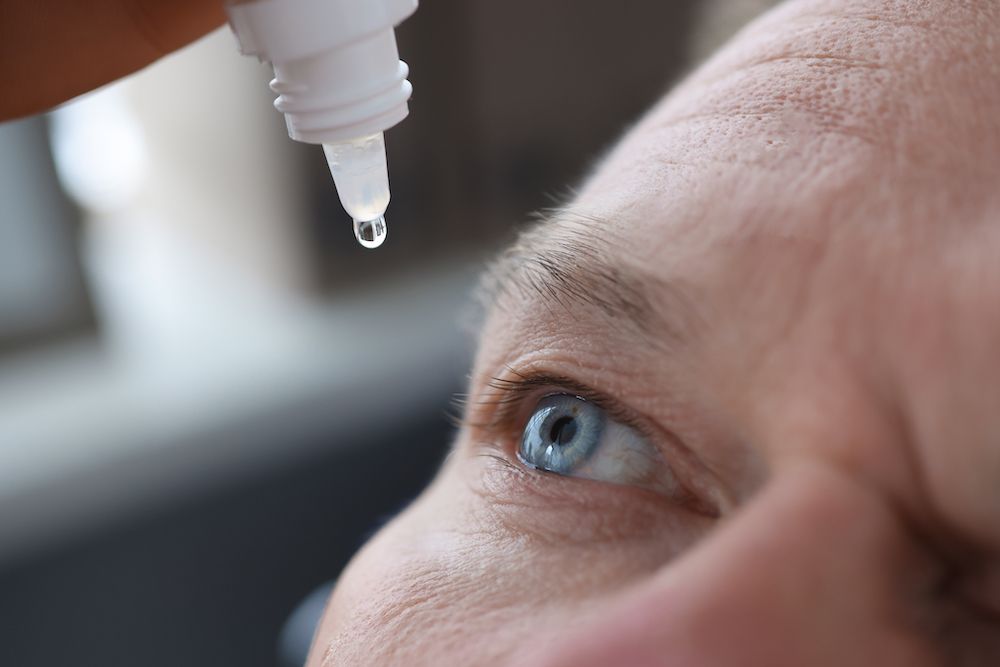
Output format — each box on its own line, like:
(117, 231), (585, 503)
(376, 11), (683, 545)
(461, 371), (641, 433)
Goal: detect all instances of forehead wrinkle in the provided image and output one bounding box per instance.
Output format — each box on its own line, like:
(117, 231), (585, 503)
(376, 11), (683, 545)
(478, 210), (701, 350)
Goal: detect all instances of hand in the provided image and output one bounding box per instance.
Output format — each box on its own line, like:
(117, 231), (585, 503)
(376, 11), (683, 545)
(1, 0), (226, 121)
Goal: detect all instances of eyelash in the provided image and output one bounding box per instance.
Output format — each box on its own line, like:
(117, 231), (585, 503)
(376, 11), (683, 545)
(455, 368), (656, 451)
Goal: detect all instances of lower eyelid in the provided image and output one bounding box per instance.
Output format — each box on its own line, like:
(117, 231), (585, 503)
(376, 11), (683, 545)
(470, 438), (719, 522)
(468, 441), (695, 535)
(462, 445), (721, 562)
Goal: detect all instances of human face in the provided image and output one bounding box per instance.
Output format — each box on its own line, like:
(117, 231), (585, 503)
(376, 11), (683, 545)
(308, 1), (1000, 665)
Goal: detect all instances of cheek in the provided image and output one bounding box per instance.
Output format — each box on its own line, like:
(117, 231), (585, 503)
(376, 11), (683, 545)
(514, 464), (943, 667)
(305, 475), (558, 667)
(306, 455), (709, 667)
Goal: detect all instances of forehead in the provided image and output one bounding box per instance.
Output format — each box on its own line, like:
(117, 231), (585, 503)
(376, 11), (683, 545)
(568, 0), (1000, 272)
(480, 36), (1000, 382)
(532, 77), (1000, 412)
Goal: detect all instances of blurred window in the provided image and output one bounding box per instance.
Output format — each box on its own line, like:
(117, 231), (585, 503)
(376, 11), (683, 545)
(0, 117), (92, 357)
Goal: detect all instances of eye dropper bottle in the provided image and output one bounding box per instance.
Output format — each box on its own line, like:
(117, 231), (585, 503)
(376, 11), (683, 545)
(225, 0), (418, 249)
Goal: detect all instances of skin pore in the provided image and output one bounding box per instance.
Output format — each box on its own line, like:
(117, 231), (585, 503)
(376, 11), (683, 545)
(308, 1), (1000, 665)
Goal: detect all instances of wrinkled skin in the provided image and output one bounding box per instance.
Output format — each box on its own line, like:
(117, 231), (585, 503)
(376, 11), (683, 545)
(308, 1), (1000, 665)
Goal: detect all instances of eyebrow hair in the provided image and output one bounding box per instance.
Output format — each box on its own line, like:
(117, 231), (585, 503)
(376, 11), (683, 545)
(477, 210), (702, 347)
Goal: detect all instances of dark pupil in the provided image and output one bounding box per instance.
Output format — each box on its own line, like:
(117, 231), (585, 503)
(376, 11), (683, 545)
(549, 415), (577, 446)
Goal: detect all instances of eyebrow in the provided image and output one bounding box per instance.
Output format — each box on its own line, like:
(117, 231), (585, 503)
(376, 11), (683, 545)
(478, 210), (703, 348)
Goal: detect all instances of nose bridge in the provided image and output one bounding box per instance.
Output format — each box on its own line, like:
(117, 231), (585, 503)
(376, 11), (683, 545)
(521, 463), (934, 667)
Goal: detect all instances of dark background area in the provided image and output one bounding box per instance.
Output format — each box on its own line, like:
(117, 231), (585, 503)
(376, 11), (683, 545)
(0, 414), (452, 667)
(309, 0), (700, 285)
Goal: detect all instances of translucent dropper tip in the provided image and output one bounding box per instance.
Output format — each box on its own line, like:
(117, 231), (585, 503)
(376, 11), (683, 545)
(323, 133), (391, 250)
(353, 216), (387, 249)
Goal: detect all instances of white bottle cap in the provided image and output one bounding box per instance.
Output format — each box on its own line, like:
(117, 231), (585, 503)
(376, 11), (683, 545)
(226, 0), (417, 145)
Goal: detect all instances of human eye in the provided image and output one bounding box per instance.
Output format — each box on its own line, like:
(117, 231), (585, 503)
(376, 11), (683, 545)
(463, 372), (720, 515)
(519, 393), (667, 493)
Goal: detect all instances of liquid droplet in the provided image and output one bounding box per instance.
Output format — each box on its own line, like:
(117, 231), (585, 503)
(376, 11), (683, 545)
(353, 216), (387, 249)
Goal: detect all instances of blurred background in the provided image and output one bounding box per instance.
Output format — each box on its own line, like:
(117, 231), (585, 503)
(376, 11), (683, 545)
(0, 1), (771, 665)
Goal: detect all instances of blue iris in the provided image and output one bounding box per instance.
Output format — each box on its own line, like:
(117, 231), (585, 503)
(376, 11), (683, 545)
(518, 394), (606, 474)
